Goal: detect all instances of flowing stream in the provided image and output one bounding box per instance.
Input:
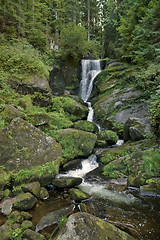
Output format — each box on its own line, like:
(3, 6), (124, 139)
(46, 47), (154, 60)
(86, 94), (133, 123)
(62, 59), (160, 240)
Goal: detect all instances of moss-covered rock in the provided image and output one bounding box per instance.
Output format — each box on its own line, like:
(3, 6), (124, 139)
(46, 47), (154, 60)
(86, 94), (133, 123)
(73, 120), (99, 133)
(23, 229), (46, 240)
(21, 220), (34, 231)
(53, 177), (82, 188)
(25, 113), (50, 126)
(0, 117), (62, 185)
(100, 140), (160, 187)
(140, 178), (160, 194)
(53, 212), (135, 240)
(68, 188), (91, 202)
(0, 169), (10, 190)
(1, 104), (24, 123)
(13, 192), (37, 211)
(0, 223), (10, 240)
(57, 128), (97, 160)
(96, 130), (118, 146)
(22, 182), (41, 198)
(39, 187), (49, 200)
(10, 76), (52, 107)
(62, 159), (82, 171)
(123, 117), (150, 141)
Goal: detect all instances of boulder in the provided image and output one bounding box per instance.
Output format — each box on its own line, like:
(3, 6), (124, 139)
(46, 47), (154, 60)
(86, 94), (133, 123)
(140, 178), (160, 194)
(0, 223), (10, 240)
(1, 197), (17, 215)
(25, 113), (50, 126)
(39, 187), (49, 200)
(62, 159), (82, 171)
(1, 104), (24, 123)
(74, 120), (99, 133)
(0, 117), (62, 185)
(8, 211), (32, 224)
(68, 188), (91, 202)
(10, 76), (52, 107)
(123, 117), (150, 141)
(53, 177), (82, 188)
(57, 128), (97, 159)
(23, 229), (46, 240)
(0, 169), (10, 190)
(36, 204), (75, 232)
(96, 130), (118, 147)
(22, 182), (41, 198)
(13, 192), (37, 211)
(106, 178), (128, 191)
(53, 212), (135, 240)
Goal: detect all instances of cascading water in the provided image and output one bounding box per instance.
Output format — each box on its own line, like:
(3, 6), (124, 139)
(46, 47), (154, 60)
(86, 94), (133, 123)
(79, 59), (101, 125)
(79, 59), (101, 102)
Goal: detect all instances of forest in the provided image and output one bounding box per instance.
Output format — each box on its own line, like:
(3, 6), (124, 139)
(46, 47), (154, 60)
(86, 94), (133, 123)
(0, 1), (160, 240)
(0, 0), (160, 132)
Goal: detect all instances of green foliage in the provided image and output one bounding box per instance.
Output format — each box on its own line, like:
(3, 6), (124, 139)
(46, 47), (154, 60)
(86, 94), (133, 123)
(58, 216), (67, 230)
(103, 162), (120, 179)
(142, 149), (160, 178)
(0, 38), (49, 80)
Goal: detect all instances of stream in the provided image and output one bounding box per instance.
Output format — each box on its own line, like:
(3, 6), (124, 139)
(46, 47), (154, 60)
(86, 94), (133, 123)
(34, 59), (160, 239)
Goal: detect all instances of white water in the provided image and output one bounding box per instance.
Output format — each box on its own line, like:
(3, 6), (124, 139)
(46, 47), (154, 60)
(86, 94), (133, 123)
(79, 59), (101, 102)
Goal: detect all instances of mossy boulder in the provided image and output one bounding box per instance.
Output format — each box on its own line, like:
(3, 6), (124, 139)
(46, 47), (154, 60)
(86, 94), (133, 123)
(53, 177), (82, 188)
(22, 182), (41, 198)
(68, 188), (91, 201)
(10, 76), (52, 107)
(74, 120), (99, 133)
(53, 212), (135, 240)
(96, 130), (118, 147)
(23, 229), (46, 240)
(0, 169), (10, 190)
(0, 223), (10, 240)
(25, 113), (50, 126)
(13, 192), (37, 211)
(100, 140), (160, 187)
(39, 187), (49, 200)
(1, 104), (24, 123)
(62, 159), (82, 171)
(123, 117), (150, 142)
(57, 128), (97, 159)
(0, 117), (62, 185)
(140, 178), (160, 194)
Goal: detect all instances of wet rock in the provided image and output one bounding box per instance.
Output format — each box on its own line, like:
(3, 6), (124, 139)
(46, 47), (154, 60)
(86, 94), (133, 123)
(10, 76), (52, 107)
(23, 229), (46, 240)
(62, 159), (82, 171)
(140, 178), (160, 194)
(74, 120), (99, 133)
(53, 177), (82, 188)
(68, 188), (91, 201)
(0, 118), (62, 185)
(57, 128), (97, 159)
(13, 192), (37, 211)
(22, 182), (41, 198)
(39, 187), (49, 200)
(53, 212), (135, 240)
(96, 130), (118, 147)
(106, 178), (128, 191)
(123, 117), (150, 141)
(36, 204), (75, 232)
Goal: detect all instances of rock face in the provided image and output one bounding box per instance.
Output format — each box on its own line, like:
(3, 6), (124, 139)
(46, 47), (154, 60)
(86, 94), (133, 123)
(53, 177), (82, 188)
(0, 118), (62, 172)
(57, 128), (97, 159)
(54, 212), (135, 240)
(10, 76), (52, 107)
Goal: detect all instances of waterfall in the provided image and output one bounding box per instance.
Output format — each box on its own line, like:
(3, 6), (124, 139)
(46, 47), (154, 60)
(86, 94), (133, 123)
(79, 59), (101, 102)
